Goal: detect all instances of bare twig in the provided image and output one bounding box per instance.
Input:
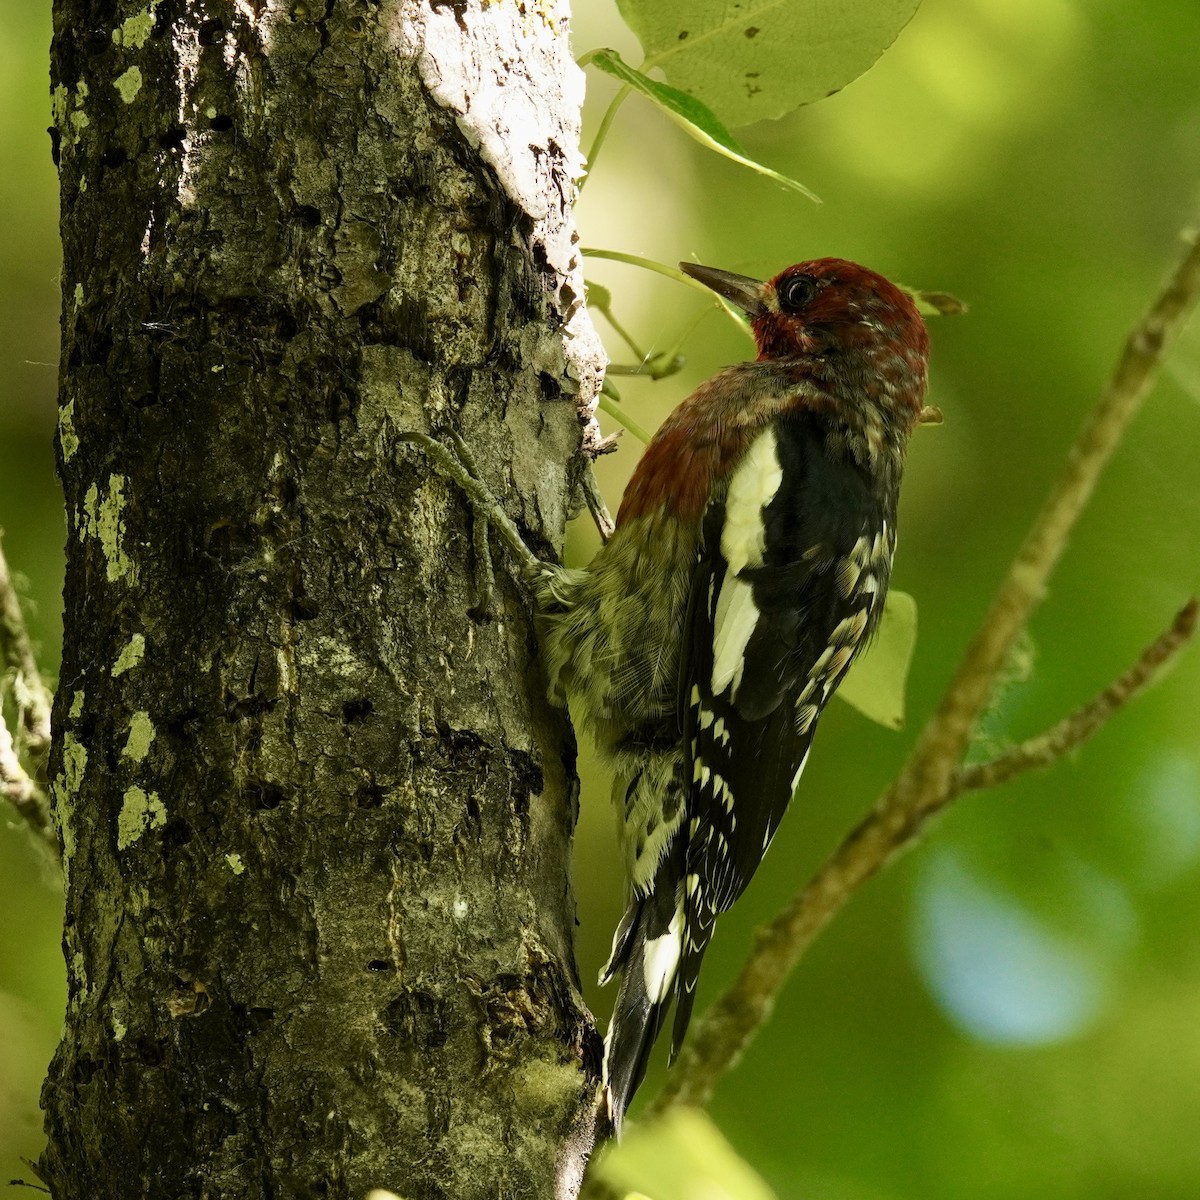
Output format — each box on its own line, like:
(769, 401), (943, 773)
(956, 598), (1198, 797)
(401, 432), (545, 579)
(580, 463), (616, 543)
(883, 224), (1200, 842)
(1, 711), (57, 853)
(0, 532), (56, 850)
(0, 532), (54, 764)
(650, 222), (1200, 1115)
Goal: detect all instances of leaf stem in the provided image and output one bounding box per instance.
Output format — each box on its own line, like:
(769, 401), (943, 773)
(582, 249), (752, 339)
(597, 395), (653, 444)
(579, 84), (631, 193)
(592, 299), (647, 362)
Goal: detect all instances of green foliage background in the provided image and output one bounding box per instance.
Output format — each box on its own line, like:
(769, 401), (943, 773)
(2, 0), (1199, 1193)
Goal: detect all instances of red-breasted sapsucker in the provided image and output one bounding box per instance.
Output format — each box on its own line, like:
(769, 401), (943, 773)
(537, 258), (930, 1132)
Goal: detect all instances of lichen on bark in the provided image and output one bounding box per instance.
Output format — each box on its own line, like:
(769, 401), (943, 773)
(41, 1), (602, 1196)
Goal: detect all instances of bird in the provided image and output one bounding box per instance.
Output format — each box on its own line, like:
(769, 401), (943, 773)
(535, 258), (931, 1133)
(405, 256), (932, 1134)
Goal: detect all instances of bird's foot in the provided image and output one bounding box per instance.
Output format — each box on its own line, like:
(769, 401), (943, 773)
(399, 431), (554, 613)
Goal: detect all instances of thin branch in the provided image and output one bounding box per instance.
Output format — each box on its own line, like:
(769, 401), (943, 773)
(580, 463), (616, 543)
(955, 597), (1198, 797)
(597, 391), (653, 445)
(0, 531), (57, 852)
(576, 82), (631, 193)
(649, 220), (1200, 1116)
(885, 223), (1200, 837)
(1, 711), (57, 853)
(0, 532), (54, 766)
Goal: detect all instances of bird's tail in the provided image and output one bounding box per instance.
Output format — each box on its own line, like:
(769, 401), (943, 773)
(599, 851), (684, 1136)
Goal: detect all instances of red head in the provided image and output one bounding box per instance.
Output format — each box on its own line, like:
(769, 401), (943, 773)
(681, 257), (929, 420)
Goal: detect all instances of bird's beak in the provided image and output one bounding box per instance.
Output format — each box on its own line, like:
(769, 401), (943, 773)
(679, 263), (767, 316)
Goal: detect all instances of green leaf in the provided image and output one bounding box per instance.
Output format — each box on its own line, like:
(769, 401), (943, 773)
(587, 49), (817, 200)
(594, 1107), (778, 1200)
(837, 589), (918, 730)
(616, 0), (923, 127)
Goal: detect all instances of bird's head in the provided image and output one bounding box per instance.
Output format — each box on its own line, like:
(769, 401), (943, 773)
(681, 257), (931, 426)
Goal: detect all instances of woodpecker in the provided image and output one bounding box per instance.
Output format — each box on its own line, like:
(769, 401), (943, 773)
(535, 258), (931, 1132)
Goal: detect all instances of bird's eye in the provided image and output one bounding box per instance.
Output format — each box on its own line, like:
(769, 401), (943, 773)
(778, 274), (819, 313)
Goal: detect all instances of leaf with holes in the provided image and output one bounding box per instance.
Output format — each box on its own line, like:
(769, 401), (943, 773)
(616, 0), (923, 127)
(587, 49), (817, 198)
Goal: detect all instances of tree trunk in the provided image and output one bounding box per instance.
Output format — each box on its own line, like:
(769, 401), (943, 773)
(41, 2), (603, 1196)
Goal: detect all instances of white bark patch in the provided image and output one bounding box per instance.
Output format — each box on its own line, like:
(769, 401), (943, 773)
(169, 18), (203, 207)
(392, 0), (604, 425)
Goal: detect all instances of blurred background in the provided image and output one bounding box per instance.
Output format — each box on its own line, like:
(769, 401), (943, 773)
(3, 0), (1199, 1193)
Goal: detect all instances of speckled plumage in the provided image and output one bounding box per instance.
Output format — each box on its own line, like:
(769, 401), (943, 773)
(539, 258), (931, 1134)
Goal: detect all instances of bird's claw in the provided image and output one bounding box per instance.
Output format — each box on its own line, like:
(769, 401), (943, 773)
(399, 431), (549, 611)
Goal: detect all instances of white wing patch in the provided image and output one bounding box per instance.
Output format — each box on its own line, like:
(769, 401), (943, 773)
(642, 900), (684, 1003)
(789, 518), (894, 738)
(720, 426), (783, 574)
(795, 703), (819, 734)
(710, 427), (787, 698)
(710, 574), (758, 696)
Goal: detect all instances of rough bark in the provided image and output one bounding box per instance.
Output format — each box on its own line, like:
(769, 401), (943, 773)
(41, 1), (603, 1196)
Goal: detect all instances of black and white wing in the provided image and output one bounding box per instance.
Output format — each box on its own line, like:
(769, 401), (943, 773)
(672, 411), (896, 1053)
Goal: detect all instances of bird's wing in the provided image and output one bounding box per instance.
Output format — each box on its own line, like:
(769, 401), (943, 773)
(672, 411), (893, 1052)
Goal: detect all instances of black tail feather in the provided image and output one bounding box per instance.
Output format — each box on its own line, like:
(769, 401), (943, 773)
(668, 941), (709, 1064)
(600, 854), (683, 1136)
(601, 915), (671, 1137)
(671, 887), (717, 1060)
